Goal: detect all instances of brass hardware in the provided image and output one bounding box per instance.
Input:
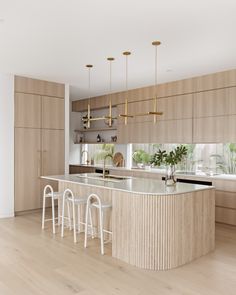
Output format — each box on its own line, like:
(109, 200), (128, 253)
(123, 51), (131, 55)
(86, 64), (93, 68)
(152, 41), (161, 46)
(107, 57), (115, 61)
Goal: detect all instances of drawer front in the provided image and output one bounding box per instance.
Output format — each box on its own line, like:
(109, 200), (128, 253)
(215, 207), (236, 226)
(216, 190), (236, 209)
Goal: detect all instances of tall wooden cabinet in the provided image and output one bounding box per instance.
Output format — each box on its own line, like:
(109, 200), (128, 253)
(14, 76), (65, 213)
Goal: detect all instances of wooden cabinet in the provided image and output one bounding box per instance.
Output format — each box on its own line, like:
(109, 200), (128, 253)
(193, 87), (236, 143)
(15, 128), (41, 211)
(14, 76), (65, 213)
(42, 96), (64, 129)
(117, 94), (193, 143)
(42, 129), (65, 176)
(15, 93), (41, 128)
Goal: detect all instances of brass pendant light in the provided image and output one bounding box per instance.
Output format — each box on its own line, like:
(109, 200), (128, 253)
(85, 64), (109, 125)
(119, 51), (134, 125)
(106, 57), (117, 127)
(85, 64), (93, 129)
(132, 41), (163, 121)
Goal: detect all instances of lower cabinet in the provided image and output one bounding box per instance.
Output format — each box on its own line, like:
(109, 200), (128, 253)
(15, 128), (41, 212)
(69, 165), (95, 174)
(215, 190), (236, 225)
(15, 128), (65, 213)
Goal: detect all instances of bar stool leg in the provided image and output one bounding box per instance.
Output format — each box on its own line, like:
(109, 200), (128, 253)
(89, 207), (94, 238)
(67, 200), (72, 230)
(84, 200), (89, 249)
(72, 201), (77, 243)
(42, 192), (46, 229)
(57, 198), (61, 225)
(61, 192), (66, 238)
(99, 206), (104, 255)
(51, 194), (56, 234)
(77, 205), (81, 233)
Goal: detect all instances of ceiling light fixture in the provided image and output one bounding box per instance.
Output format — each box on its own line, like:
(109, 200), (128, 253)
(106, 57), (117, 127)
(119, 51), (133, 125)
(132, 41), (163, 122)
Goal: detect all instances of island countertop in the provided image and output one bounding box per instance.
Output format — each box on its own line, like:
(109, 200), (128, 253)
(42, 173), (214, 195)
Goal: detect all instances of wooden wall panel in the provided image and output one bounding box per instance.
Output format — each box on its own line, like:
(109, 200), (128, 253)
(15, 75), (65, 98)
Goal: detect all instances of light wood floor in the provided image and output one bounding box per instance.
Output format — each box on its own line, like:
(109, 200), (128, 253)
(0, 212), (236, 295)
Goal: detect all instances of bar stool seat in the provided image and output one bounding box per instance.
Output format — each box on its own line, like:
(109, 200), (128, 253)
(91, 201), (112, 209)
(84, 193), (112, 255)
(61, 189), (90, 243)
(46, 191), (63, 199)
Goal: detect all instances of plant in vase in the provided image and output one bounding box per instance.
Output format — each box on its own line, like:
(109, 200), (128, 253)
(132, 149), (151, 168)
(150, 145), (188, 186)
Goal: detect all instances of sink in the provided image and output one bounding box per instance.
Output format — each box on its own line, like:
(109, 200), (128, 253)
(76, 173), (130, 183)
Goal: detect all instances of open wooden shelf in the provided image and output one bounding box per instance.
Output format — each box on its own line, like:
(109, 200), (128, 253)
(74, 141), (116, 144)
(74, 127), (117, 133)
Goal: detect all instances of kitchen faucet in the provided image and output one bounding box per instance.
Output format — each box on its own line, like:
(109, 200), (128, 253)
(103, 154), (113, 178)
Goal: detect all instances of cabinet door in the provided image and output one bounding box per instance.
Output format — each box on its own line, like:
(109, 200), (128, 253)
(15, 128), (41, 212)
(15, 93), (41, 128)
(42, 129), (65, 176)
(42, 96), (64, 129)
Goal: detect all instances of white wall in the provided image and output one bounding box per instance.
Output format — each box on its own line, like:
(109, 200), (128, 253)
(0, 74), (14, 218)
(64, 84), (70, 174)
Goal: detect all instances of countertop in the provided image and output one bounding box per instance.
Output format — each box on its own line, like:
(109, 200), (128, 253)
(70, 164), (236, 181)
(42, 173), (214, 195)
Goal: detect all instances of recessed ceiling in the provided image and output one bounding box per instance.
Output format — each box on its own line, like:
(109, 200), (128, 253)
(0, 0), (236, 100)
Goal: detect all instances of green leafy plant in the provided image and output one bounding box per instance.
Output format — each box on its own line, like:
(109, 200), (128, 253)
(94, 144), (114, 161)
(132, 149), (150, 165)
(150, 145), (188, 167)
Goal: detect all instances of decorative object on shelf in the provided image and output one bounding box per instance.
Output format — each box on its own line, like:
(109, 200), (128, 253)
(82, 114), (92, 129)
(113, 152), (124, 167)
(119, 51), (134, 125)
(150, 145), (188, 186)
(111, 135), (117, 142)
(97, 134), (101, 142)
(132, 149), (151, 168)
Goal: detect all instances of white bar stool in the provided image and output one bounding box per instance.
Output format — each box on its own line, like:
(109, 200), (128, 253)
(61, 188), (90, 243)
(84, 193), (112, 255)
(42, 185), (63, 234)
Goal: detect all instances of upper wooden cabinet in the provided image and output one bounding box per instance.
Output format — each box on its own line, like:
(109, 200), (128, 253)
(15, 93), (41, 128)
(194, 69), (236, 92)
(194, 87), (236, 118)
(15, 76), (65, 98)
(42, 96), (65, 129)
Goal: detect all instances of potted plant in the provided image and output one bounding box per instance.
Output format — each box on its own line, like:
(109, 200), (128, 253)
(132, 149), (150, 168)
(150, 145), (188, 186)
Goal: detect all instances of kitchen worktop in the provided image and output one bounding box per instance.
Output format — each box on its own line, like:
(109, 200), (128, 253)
(42, 173), (214, 195)
(70, 163), (236, 181)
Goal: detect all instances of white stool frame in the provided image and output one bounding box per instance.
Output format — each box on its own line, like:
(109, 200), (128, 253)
(42, 185), (62, 234)
(84, 193), (112, 255)
(61, 188), (91, 243)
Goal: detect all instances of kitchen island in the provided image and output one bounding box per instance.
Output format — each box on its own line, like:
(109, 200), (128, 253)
(42, 173), (215, 271)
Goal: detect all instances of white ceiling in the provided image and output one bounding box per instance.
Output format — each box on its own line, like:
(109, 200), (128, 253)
(0, 0), (236, 100)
